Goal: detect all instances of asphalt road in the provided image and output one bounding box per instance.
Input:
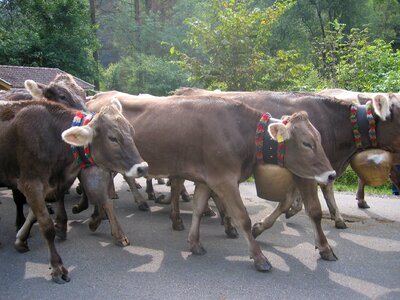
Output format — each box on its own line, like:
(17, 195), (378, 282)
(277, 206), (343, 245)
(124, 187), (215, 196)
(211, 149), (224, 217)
(0, 176), (399, 300)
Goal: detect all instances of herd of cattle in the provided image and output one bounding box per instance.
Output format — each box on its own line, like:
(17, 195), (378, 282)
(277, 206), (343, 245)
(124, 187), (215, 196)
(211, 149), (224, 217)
(0, 74), (399, 283)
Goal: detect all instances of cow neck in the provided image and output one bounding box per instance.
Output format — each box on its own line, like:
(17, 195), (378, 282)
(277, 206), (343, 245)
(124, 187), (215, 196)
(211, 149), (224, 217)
(71, 111), (96, 169)
(350, 101), (377, 151)
(255, 113), (285, 167)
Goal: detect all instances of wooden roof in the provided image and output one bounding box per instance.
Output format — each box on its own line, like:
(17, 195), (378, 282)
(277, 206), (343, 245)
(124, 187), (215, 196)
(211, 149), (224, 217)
(0, 65), (95, 91)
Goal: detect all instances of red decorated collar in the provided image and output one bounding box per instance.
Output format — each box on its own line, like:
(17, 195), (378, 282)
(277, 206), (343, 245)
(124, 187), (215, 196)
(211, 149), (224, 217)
(71, 111), (96, 168)
(350, 101), (377, 149)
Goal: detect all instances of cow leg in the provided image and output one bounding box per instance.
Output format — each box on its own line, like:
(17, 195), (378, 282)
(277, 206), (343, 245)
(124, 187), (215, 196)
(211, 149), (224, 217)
(54, 195), (67, 240)
(18, 180), (69, 283)
(122, 174), (149, 211)
(170, 178), (185, 231)
(102, 199), (130, 246)
(15, 208), (36, 253)
(110, 172), (119, 199)
(146, 178), (156, 201)
(188, 182), (212, 255)
(180, 184), (191, 202)
(252, 187), (298, 238)
(320, 182), (347, 229)
(210, 181), (271, 272)
(80, 167), (129, 246)
(72, 191), (89, 214)
(296, 178), (337, 261)
(89, 205), (105, 232)
(390, 165), (400, 195)
(285, 195), (303, 219)
(147, 179), (165, 202)
(13, 188), (26, 231)
(210, 192), (238, 238)
(355, 178), (370, 209)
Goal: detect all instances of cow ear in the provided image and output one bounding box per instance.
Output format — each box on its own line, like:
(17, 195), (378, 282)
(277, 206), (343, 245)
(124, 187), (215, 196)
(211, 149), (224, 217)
(372, 94), (390, 121)
(25, 80), (44, 99)
(268, 123), (290, 142)
(62, 126), (94, 146)
(111, 97), (123, 113)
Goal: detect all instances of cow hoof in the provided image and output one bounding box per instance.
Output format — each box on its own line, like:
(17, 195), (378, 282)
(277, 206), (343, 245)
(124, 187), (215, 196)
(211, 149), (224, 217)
(135, 182), (142, 189)
(285, 208), (297, 219)
(190, 244), (207, 255)
(181, 192), (191, 202)
(72, 205), (81, 214)
(138, 202), (150, 211)
(51, 267), (70, 284)
(116, 236), (130, 247)
(14, 240), (30, 253)
(335, 220), (347, 229)
(55, 228), (67, 240)
(251, 223), (264, 239)
(357, 201), (370, 209)
(203, 207), (216, 217)
(76, 185), (82, 195)
(225, 227), (239, 239)
(172, 220), (185, 231)
(319, 248), (338, 261)
(253, 256), (272, 272)
(112, 193), (119, 200)
(88, 218), (101, 232)
(46, 204), (55, 215)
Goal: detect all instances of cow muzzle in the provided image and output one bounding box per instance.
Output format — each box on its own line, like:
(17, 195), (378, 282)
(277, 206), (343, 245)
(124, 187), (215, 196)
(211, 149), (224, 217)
(314, 170), (336, 184)
(125, 162), (149, 178)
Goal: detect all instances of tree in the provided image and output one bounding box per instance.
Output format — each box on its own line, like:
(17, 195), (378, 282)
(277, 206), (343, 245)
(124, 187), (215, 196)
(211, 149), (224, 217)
(171, 0), (300, 90)
(312, 21), (400, 92)
(0, 0), (99, 83)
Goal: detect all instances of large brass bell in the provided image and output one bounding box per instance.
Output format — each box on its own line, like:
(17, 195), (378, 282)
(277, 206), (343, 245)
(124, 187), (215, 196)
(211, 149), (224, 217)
(350, 149), (393, 186)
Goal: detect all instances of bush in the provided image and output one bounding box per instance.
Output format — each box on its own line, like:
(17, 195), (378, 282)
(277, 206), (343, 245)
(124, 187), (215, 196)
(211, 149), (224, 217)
(102, 54), (189, 95)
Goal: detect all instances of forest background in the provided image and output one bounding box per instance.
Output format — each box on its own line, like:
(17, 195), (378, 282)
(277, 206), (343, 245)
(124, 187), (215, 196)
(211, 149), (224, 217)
(1, 0), (400, 192)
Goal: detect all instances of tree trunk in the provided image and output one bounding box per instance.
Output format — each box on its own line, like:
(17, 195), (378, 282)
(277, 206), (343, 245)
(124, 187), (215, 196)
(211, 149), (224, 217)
(90, 0), (100, 90)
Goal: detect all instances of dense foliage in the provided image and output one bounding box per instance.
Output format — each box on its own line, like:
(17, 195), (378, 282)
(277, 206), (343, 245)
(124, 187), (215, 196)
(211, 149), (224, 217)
(1, 0), (399, 93)
(0, 0), (99, 82)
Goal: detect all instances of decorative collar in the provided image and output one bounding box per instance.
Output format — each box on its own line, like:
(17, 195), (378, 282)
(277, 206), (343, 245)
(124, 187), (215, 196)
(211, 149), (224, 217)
(350, 100), (377, 150)
(255, 113), (285, 167)
(71, 111), (96, 168)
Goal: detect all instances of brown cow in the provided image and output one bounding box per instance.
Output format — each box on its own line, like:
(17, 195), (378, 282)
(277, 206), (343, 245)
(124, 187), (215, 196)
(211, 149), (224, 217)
(86, 92), (336, 272)
(174, 88), (400, 231)
(0, 74), (87, 230)
(0, 99), (147, 283)
(318, 89), (400, 208)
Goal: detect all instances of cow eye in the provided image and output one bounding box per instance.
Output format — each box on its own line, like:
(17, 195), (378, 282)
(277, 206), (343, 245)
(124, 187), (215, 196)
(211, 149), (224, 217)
(59, 95), (66, 100)
(109, 136), (118, 143)
(303, 142), (312, 149)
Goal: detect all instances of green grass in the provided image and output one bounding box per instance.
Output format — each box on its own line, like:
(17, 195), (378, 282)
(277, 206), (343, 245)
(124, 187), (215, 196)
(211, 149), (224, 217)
(334, 166), (393, 196)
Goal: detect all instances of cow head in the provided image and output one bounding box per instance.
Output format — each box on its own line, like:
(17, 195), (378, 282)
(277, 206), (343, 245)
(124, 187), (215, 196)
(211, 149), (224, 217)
(61, 98), (148, 178)
(372, 93), (400, 152)
(25, 74), (87, 110)
(268, 111), (336, 184)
